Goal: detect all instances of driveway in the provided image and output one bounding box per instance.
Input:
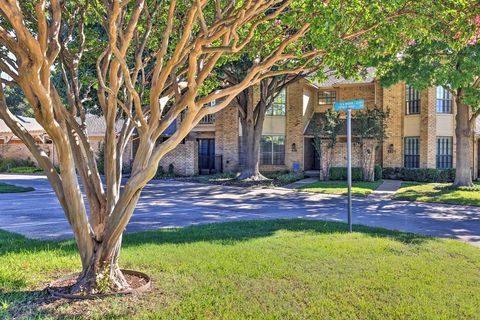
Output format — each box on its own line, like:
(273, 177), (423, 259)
(1, 174), (480, 246)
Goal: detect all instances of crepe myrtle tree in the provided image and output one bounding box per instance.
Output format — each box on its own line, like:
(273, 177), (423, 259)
(352, 106), (389, 182)
(0, 0), (460, 294)
(376, 13), (480, 186)
(311, 108), (342, 181)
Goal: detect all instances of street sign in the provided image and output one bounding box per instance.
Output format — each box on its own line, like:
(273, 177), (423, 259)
(334, 99), (365, 111)
(333, 99), (365, 233)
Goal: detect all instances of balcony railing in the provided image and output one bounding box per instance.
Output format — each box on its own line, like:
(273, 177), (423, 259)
(199, 114), (215, 124)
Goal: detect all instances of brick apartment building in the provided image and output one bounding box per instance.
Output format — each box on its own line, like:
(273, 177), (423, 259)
(159, 70), (480, 179)
(1, 72), (478, 179)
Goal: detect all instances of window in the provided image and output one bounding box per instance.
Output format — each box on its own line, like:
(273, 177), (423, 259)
(266, 88), (286, 116)
(405, 85), (420, 115)
(437, 136), (453, 169)
(318, 90), (336, 105)
(404, 137), (420, 168)
(436, 86), (452, 114)
(260, 135), (285, 165)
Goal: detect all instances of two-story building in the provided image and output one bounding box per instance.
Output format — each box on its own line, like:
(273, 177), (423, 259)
(157, 71), (480, 179)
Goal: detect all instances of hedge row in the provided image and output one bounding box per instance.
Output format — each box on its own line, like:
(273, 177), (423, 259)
(382, 167), (455, 183)
(0, 157), (37, 172)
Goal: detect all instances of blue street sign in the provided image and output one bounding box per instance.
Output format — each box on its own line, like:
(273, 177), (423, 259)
(334, 99), (365, 111)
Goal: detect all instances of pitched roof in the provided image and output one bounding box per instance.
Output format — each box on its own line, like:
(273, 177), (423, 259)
(0, 114), (124, 136)
(312, 67), (376, 88)
(0, 116), (44, 134)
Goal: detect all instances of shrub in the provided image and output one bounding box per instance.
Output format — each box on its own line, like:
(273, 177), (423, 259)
(168, 163), (175, 175)
(154, 164), (177, 179)
(374, 165), (382, 181)
(275, 172), (305, 185)
(329, 167), (363, 181)
(155, 165), (166, 179)
(382, 167), (455, 183)
(0, 157), (37, 172)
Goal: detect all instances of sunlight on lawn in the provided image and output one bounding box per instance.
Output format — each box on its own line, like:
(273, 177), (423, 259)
(394, 182), (480, 206)
(2, 219), (479, 319)
(298, 180), (382, 197)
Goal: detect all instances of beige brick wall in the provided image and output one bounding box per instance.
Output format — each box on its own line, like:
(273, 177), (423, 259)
(285, 81), (304, 171)
(0, 142), (55, 165)
(420, 88), (437, 168)
(215, 105), (239, 173)
(382, 83), (404, 167)
(159, 138), (198, 176)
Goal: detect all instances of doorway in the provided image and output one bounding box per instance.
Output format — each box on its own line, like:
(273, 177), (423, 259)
(198, 139), (215, 175)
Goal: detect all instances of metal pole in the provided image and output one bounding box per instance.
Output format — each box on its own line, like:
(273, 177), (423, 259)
(347, 108), (352, 232)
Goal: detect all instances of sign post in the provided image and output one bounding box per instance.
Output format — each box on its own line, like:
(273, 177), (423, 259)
(333, 99), (365, 232)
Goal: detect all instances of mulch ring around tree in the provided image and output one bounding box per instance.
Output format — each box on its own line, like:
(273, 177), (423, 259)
(47, 269), (151, 300)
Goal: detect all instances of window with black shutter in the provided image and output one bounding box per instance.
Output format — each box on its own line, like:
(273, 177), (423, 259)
(404, 137), (420, 168)
(436, 136), (453, 169)
(406, 85), (420, 115)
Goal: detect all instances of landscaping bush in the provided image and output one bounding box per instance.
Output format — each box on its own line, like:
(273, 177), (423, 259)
(329, 167), (364, 181)
(374, 165), (382, 181)
(382, 167), (455, 183)
(168, 163), (175, 175)
(0, 157), (36, 172)
(275, 172), (305, 185)
(154, 163), (176, 179)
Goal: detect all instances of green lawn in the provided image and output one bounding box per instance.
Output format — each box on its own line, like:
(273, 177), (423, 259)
(2, 219), (480, 319)
(394, 182), (480, 206)
(0, 183), (34, 193)
(298, 180), (383, 197)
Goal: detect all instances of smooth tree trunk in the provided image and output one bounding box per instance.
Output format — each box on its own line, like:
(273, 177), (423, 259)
(239, 114), (266, 180)
(237, 83), (271, 181)
(454, 98), (474, 187)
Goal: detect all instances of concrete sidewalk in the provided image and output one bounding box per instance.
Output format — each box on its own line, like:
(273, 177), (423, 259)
(369, 179), (403, 199)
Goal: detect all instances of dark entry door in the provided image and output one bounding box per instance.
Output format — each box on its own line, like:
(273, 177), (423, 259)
(313, 148), (321, 170)
(198, 139), (215, 175)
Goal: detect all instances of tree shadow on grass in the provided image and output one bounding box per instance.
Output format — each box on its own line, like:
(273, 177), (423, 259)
(122, 218), (433, 248)
(0, 219), (433, 258)
(0, 219), (435, 319)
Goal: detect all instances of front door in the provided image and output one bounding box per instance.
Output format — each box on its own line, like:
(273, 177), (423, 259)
(198, 139), (215, 175)
(313, 148), (321, 170)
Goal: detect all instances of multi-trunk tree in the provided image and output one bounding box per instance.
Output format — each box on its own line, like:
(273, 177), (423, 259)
(0, 0), (470, 294)
(311, 108), (342, 181)
(377, 14), (480, 186)
(353, 106), (389, 181)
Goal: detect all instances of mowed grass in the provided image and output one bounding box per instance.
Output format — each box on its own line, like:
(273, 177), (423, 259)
(298, 180), (383, 197)
(0, 183), (34, 193)
(394, 182), (480, 206)
(1, 221), (480, 319)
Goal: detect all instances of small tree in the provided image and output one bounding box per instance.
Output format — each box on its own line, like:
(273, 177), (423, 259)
(353, 106), (389, 181)
(311, 109), (342, 180)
